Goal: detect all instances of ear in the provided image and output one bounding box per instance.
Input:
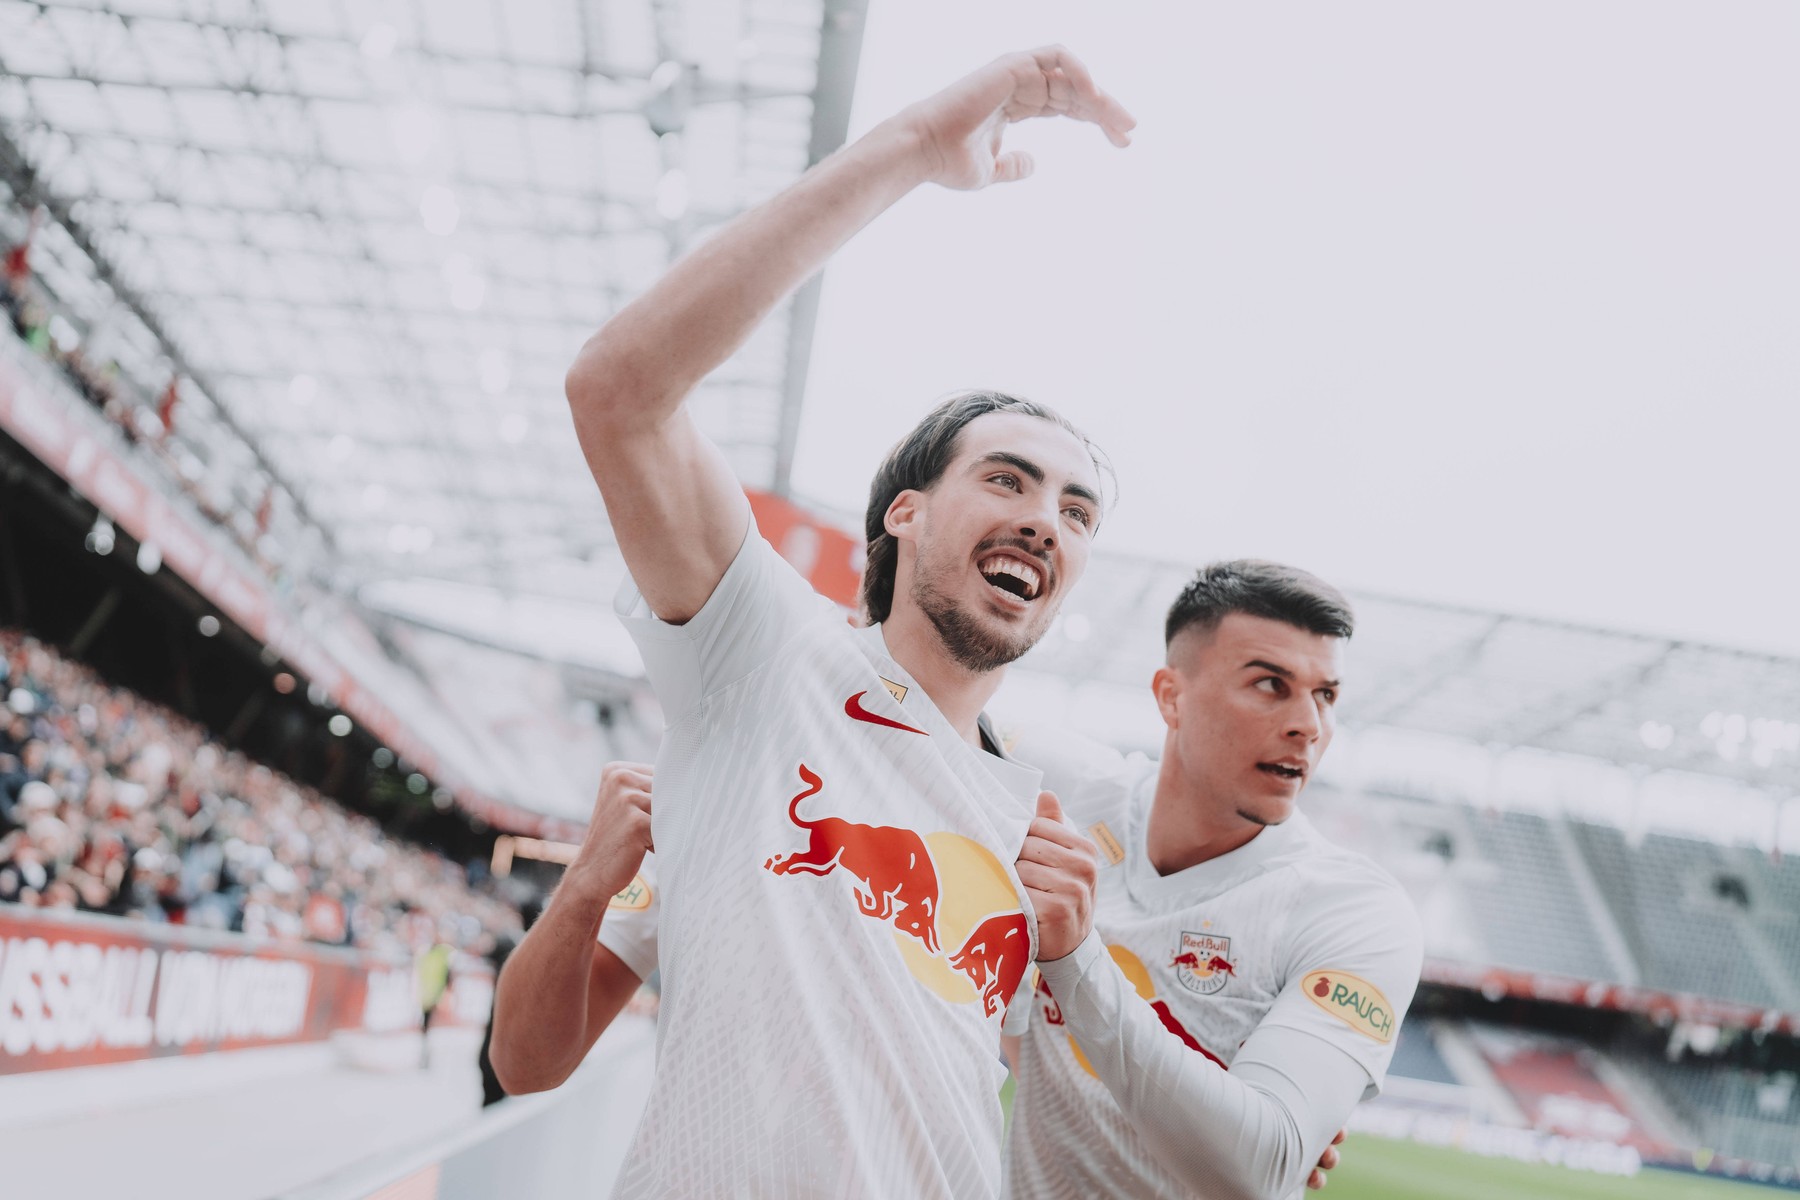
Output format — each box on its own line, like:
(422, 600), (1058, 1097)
(884, 488), (924, 541)
(1152, 665), (1181, 729)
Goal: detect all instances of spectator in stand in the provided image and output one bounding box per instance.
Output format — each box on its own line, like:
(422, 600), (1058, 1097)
(0, 628), (518, 956)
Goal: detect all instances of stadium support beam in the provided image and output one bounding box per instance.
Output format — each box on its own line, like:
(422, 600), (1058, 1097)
(1492, 643), (1677, 748)
(0, 126), (337, 558)
(1357, 614), (1507, 727)
(772, 0), (871, 497)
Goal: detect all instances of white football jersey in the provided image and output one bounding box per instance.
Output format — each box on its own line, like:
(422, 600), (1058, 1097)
(1004, 737), (1423, 1200)
(606, 527), (1043, 1199)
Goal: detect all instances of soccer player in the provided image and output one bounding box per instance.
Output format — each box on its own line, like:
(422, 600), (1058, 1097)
(529, 569), (1394, 1200)
(1003, 559), (1424, 1199)
(490, 48), (1133, 1198)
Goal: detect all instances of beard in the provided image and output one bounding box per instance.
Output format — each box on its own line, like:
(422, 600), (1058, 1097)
(909, 545), (1051, 674)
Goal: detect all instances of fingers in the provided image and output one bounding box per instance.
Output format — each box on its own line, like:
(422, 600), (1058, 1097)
(1035, 790), (1064, 823)
(1332, 1129), (1347, 1146)
(993, 150), (1034, 185)
(1015, 859), (1083, 894)
(1319, 1145), (1340, 1170)
(1022, 817), (1089, 856)
(1307, 1166), (1326, 1190)
(1029, 45), (1137, 147)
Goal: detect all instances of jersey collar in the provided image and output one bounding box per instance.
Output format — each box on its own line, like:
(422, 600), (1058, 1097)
(1125, 770), (1314, 908)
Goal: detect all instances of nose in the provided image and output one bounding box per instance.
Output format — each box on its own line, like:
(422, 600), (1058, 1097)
(1016, 502), (1059, 550)
(1286, 696), (1323, 743)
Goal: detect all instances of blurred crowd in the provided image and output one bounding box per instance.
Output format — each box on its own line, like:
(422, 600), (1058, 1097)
(0, 629), (519, 958)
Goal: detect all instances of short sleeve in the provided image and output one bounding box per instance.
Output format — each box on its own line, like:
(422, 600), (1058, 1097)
(613, 521), (834, 721)
(1253, 873), (1424, 1097)
(596, 852), (659, 983)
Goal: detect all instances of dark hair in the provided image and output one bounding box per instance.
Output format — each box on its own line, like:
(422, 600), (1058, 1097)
(1164, 559), (1355, 648)
(861, 390), (1105, 625)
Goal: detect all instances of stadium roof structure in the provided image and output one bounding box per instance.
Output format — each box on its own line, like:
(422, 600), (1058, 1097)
(6, 2), (1797, 830)
(1006, 550), (1800, 805)
(0, 0), (866, 602)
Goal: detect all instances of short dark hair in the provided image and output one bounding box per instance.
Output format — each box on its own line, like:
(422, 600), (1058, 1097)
(1164, 559), (1355, 648)
(861, 390), (1105, 625)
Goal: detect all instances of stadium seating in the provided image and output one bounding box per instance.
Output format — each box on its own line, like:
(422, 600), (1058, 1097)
(1570, 824), (1790, 1010)
(0, 629), (517, 957)
(1452, 809), (1620, 982)
(1629, 1054), (1800, 1168)
(1465, 1025), (1663, 1150)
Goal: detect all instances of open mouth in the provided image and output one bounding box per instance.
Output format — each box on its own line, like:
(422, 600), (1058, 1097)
(1257, 763), (1305, 781)
(978, 554), (1043, 602)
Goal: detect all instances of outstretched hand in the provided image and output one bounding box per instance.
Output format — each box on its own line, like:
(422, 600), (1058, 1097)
(896, 45), (1136, 190)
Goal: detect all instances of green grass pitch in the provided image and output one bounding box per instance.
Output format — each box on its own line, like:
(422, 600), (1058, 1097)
(1327, 1135), (1792, 1200)
(998, 1076), (1791, 1197)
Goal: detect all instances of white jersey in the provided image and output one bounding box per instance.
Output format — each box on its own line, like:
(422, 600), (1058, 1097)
(1004, 736), (1423, 1200)
(607, 527), (1043, 1200)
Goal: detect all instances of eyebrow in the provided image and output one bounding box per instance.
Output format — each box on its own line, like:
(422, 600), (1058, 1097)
(974, 452), (1103, 510)
(1244, 659), (1342, 690)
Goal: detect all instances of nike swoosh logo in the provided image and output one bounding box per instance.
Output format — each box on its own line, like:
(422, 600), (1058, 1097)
(844, 691), (928, 736)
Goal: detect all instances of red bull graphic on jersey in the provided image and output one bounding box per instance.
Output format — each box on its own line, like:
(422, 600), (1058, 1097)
(765, 764), (1032, 1017)
(1044, 944), (1227, 1076)
(1172, 931), (1234, 995)
(764, 764), (941, 952)
(946, 911), (1031, 1017)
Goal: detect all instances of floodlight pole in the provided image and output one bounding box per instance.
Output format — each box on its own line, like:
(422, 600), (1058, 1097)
(772, 0), (870, 499)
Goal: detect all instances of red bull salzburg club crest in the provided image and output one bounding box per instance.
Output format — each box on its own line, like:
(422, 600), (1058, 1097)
(1171, 931), (1235, 996)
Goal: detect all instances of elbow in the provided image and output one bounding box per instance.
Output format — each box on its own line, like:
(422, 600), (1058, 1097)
(564, 336), (633, 429)
(489, 1039), (570, 1097)
(564, 327), (676, 438)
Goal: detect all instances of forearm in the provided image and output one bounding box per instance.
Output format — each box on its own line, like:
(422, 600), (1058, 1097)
(566, 120), (929, 436)
(490, 870), (614, 1092)
(1038, 937), (1354, 1200)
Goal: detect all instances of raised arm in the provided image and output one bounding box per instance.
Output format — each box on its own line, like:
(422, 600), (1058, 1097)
(565, 47), (1134, 623)
(491, 763), (654, 1094)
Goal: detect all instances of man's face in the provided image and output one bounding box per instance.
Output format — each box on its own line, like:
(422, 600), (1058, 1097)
(1157, 613), (1344, 829)
(891, 412), (1102, 672)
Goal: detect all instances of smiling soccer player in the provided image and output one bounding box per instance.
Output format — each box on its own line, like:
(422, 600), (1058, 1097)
(1004, 560), (1424, 1200)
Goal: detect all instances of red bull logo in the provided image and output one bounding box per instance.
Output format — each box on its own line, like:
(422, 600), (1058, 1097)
(764, 764), (941, 953)
(1036, 976), (1065, 1026)
(1172, 931), (1234, 996)
(947, 912), (1030, 1017)
(765, 764), (1031, 1018)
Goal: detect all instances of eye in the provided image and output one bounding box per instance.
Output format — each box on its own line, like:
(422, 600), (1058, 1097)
(1317, 688), (1337, 705)
(1063, 505), (1092, 528)
(988, 472), (1020, 491)
(1254, 677), (1284, 695)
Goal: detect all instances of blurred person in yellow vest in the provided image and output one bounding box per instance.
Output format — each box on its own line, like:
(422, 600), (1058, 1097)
(416, 941), (453, 1069)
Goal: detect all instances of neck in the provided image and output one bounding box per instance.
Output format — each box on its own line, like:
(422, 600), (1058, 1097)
(1144, 738), (1264, 876)
(876, 606), (1007, 747)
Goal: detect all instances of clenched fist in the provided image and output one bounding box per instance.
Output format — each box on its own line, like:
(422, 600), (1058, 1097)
(565, 761), (654, 903)
(1016, 790), (1098, 961)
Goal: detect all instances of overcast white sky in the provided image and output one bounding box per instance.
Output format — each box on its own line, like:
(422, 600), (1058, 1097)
(788, 1), (1800, 657)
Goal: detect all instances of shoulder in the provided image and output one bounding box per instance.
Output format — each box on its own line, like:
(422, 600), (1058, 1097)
(1277, 824), (1423, 949)
(1005, 724), (1145, 819)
